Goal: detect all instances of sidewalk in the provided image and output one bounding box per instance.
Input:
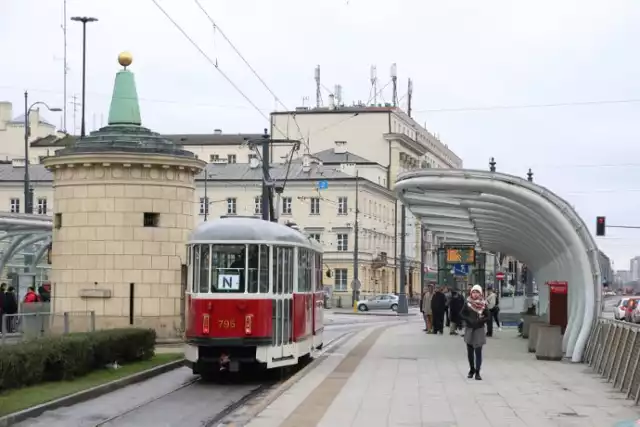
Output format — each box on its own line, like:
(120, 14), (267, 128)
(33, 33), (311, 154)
(246, 320), (640, 427)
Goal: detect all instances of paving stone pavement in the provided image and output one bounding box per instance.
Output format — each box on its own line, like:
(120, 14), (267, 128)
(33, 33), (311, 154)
(246, 320), (640, 427)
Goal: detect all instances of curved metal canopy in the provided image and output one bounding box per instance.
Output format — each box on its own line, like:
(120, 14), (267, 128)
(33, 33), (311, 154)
(0, 213), (53, 272)
(395, 169), (600, 363)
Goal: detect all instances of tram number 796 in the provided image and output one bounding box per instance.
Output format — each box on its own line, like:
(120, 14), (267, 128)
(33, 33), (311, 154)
(218, 319), (236, 329)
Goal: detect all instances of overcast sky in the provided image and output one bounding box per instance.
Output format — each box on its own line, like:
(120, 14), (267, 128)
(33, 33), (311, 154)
(2, 0), (639, 270)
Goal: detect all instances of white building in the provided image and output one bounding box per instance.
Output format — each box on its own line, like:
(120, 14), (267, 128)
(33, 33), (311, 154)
(0, 101), (63, 163)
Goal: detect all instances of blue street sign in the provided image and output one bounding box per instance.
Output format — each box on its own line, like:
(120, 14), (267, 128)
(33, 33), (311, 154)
(452, 264), (470, 276)
(317, 180), (329, 190)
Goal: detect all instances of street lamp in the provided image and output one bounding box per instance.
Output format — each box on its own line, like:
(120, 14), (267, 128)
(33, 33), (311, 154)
(70, 16), (98, 138)
(23, 91), (61, 214)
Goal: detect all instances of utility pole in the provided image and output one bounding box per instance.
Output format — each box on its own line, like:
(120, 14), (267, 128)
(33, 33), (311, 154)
(69, 94), (80, 135)
(407, 78), (413, 117)
(23, 92), (30, 214)
(352, 170), (360, 305)
(370, 65), (378, 105)
(70, 16), (98, 138)
(62, 0), (68, 132)
(398, 203), (409, 314)
(260, 129), (275, 222)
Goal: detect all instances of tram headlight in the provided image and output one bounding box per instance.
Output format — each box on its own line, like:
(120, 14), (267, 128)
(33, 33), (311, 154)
(245, 314), (253, 335)
(202, 314), (210, 335)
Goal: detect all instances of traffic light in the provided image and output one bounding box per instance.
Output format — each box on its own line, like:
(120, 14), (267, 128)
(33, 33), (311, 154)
(596, 216), (606, 236)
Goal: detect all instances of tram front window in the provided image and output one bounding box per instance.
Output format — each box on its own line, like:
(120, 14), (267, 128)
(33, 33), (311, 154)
(247, 245), (270, 294)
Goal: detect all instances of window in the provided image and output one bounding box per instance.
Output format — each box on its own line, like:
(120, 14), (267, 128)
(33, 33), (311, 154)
(36, 198), (47, 215)
(209, 154), (219, 162)
(191, 244), (247, 293)
(227, 154), (236, 164)
(309, 233), (321, 242)
(254, 196), (262, 215)
(227, 198), (237, 215)
(272, 246), (294, 294)
(338, 197), (348, 215)
(54, 213), (62, 229)
(248, 153), (258, 162)
(310, 197), (320, 215)
(144, 212), (159, 227)
(297, 249), (314, 292)
(10, 198), (19, 213)
(282, 197), (292, 215)
(337, 233), (349, 251)
(247, 244), (270, 293)
(334, 268), (348, 291)
(199, 197), (209, 215)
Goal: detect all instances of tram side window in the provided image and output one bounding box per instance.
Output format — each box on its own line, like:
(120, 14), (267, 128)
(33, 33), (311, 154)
(198, 244), (211, 293)
(317, 254), (324, 291)
(210, 244), (246, 293)
(298, 249), (314, 292)
(273, 247), (293, 294)
(247, 244), (270, 294)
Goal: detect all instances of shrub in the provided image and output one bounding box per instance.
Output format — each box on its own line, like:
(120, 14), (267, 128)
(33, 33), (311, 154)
(0, 327), (156, 392)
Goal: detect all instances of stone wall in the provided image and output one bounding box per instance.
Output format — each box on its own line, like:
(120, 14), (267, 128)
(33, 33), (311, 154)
(49, 161), (196, 336)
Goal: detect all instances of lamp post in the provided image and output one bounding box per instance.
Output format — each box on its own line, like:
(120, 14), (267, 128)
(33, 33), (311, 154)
(23, 91), (61, 214)
(70, 16), (98, 138)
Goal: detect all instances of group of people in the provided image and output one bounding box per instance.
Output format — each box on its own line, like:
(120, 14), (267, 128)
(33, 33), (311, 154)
(420, 284), (502, 381)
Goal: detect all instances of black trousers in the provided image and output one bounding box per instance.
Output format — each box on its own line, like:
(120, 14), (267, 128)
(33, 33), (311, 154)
(433, 311), (445, 333)
(467, 344), (483, 373)
(486, 309), (500, 336)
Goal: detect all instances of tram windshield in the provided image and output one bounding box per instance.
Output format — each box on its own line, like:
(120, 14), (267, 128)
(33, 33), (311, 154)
(190, 244), (269, 294)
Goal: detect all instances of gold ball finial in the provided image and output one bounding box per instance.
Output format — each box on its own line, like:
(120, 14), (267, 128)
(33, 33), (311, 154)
(118, 51), (133, 68)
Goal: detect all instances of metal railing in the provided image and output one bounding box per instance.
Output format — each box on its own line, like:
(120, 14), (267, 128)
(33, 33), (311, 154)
(583, 317), (640, 405)
(0, 311), (96, 345)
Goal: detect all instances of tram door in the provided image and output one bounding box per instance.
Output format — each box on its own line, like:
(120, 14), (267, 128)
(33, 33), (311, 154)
(272, 247), (294, 361)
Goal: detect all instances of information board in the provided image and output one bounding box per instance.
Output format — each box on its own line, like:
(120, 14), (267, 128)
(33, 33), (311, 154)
(445, 247), (476, 265)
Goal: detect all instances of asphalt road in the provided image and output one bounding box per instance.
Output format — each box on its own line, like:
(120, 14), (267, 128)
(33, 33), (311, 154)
(15, 313), (400, 427)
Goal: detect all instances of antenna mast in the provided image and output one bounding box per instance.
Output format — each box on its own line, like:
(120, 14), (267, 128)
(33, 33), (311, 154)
(370, 65), (377, 105)
(62, 0), (68, 132)
(407, 78), (413, 117)
(314, 65), (322, 108)
(334, 84), (343, 106)
(69, 94), (80, 135)
(391, 63), (398, 107)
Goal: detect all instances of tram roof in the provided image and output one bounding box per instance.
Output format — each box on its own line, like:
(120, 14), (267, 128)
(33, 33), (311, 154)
(189, 217), (315, 246)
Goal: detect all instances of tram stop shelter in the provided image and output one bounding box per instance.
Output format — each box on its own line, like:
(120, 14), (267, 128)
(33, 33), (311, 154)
(0, 212), (52, 297)
(394, 169), (601, 362)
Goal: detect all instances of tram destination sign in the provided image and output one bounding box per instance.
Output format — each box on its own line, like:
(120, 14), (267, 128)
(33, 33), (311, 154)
(445, 246), (476, 265)
(218, 274), (241, 291)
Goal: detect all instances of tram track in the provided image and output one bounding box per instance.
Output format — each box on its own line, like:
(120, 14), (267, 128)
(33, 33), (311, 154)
(89, 333), (351, 427)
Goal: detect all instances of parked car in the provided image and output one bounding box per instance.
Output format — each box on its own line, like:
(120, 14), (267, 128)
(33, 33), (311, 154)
(613, 298), (630, 320)
(631, 304), (640, 324)
(356, 294), (399, 312)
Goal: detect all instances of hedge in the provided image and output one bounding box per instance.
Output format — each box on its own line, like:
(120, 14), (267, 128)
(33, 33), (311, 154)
(0, 328), (156, 392)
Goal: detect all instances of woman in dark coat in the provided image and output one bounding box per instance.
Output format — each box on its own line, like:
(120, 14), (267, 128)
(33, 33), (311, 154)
(460, 285), (490, 380)
(430, 286), (447, 335)
(448, 290), (464, 335)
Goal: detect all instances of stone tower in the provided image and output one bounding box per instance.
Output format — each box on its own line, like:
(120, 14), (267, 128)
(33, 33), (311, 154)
(44, 52), (206, 337)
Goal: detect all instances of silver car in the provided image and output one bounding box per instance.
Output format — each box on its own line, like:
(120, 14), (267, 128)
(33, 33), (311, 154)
(356, 294), (399, 312)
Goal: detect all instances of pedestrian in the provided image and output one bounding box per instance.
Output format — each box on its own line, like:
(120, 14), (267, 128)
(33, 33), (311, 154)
(431, 285), (447, 335)
(448, 290), (464, 335)
(460, 284), (490, 381)
(0, 283), (5, 333)
(3, 286), (17, 333)
(420, 285), (433, 333)
(485, 288), (501, 337)
(443, 286), (451, 328)
(23, 286), (40, 304)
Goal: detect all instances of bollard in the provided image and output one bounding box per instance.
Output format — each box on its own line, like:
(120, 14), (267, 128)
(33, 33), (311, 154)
(63, 312), (70, 334)
(90, 310), (96, 332)
(353, 300), (357, 312)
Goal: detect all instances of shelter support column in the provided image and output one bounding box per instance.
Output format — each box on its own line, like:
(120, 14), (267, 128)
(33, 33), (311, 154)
(398, 204), (409, 314)
(525, 268), (535, 311)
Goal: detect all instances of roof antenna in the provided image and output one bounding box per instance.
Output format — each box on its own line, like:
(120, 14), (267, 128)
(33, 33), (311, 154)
(489, 157), (496, 172)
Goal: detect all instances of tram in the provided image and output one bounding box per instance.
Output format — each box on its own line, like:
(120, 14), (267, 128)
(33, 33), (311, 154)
(183, 216), (325, 376)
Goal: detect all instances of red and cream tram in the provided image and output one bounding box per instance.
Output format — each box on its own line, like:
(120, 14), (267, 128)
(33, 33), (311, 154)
(184, 217), (324, 376)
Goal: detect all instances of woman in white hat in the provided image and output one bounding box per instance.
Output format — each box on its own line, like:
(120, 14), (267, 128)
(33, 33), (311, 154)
(460, 284), (490, 380)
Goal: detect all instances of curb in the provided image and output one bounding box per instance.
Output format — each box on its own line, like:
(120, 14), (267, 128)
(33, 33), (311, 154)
(0, 358), (185, 427)
(217, 331), (358, 426)
(330, 311), (418, 317)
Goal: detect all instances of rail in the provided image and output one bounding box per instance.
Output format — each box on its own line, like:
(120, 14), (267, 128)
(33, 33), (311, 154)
(0, 310), (96, 345)
(583, 317), (640, 405)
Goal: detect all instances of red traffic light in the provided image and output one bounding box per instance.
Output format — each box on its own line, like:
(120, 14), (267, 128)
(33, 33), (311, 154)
(596, 216), (606, 236)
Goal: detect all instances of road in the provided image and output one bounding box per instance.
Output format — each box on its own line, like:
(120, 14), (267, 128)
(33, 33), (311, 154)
(15, 312), (402, 427)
